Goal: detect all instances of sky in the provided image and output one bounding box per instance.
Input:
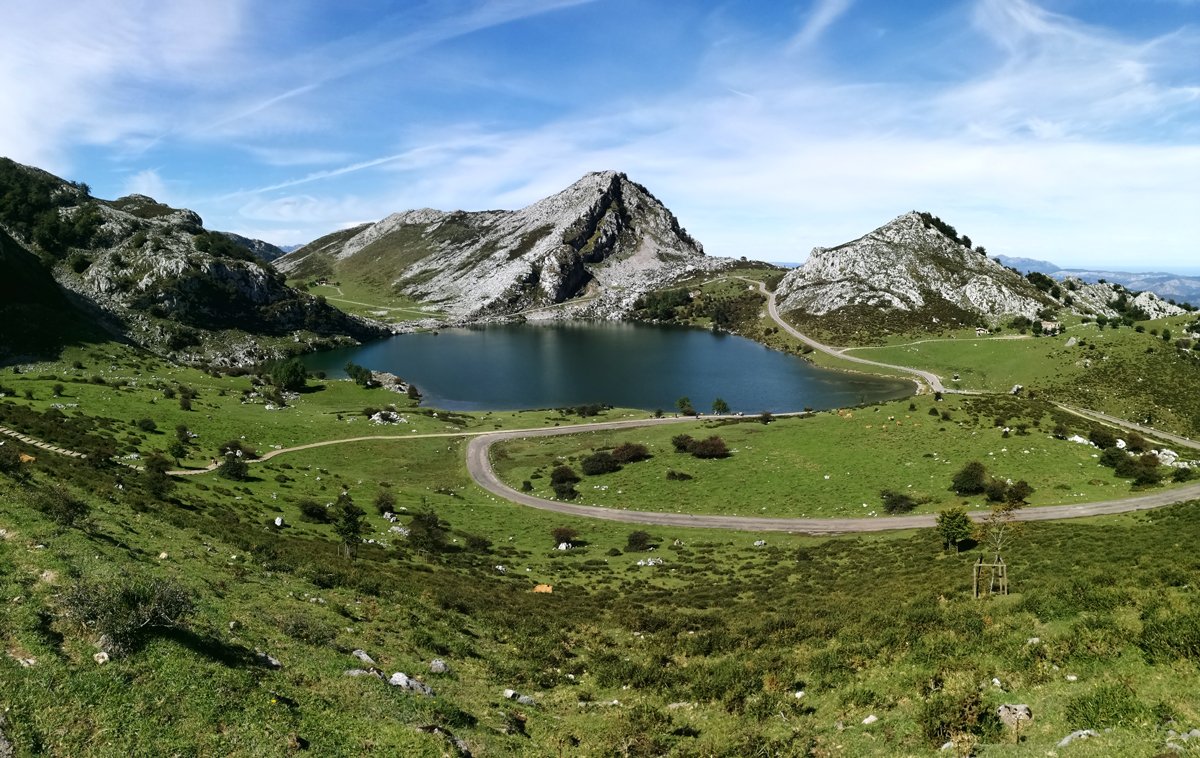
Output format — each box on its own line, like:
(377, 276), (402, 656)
(1, 0), (1198, 271)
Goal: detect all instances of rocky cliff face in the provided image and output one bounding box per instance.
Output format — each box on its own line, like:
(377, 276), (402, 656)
(0, 159), (385, 364)
(777, 211), (1050, 328)
(1061, 278), (1188, 321)
(276, 171), (724, 319)
(220, 231), (287, 263)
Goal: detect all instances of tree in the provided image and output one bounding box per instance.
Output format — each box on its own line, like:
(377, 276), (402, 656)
(406, 384), (421, 401)
(936, 506), (972, 553)
(551, 526), (579, 546)
(1088, 427), (1117, 449)
(297, 498), (331, 523)
(1162, 328), (1172, 342)
(268, 358), (307, 392)
(345, 362), (377, 388)
(333, 490), (366, 560)
(407, 511), (449, 553)
(625, 530), (655, 552)
(142, 452), (175, 499)
(1006, 480), (1034, 504)
(759, 411), (774, 425)
(951, 461), (988, 495)
(166, 439), (187, 463)
(676, 396), (696, 416)
(711, 397), (730, 415)
(374, 488), (397, 515)
(977, 500), (1024, 557)
(217, 454), (248, 481)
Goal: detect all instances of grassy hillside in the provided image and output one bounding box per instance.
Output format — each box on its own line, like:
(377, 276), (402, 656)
(490, 394), (1196, 519)
(2, 342), (1199, 755)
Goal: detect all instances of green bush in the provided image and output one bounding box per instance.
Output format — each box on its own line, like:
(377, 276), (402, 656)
(1064, 683), (1149, 729)
(61, 574), (194, 655)
(611, 442), (650, 463)
(279, 611), (339, 646)
(297, 498), (331, 523)
(581, 451), (621, 475)
(33, 484), (90, 527)
(880, 489), (917, 514)
(918, 688), (1001, 747)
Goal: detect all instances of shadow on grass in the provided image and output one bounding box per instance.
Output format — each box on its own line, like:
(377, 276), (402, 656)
(162, 628), (276, 669)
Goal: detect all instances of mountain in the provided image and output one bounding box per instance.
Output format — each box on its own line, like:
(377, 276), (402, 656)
(997, 255), (1200, 306)
(219, 231), (287, 263)
(775, 211), (1053, 340)
(276, 171), (724, 319)
(0, 158), (385, 364)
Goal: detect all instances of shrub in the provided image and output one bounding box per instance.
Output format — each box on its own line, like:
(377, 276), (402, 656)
(666, 470), (693, 481)
(279, 612), (338, 646)
(880, 489), (917, 514)
(34, 484), (90, 527)
(551, 526), (579, 546)
(689, 436), (729, 459)
(951, 461), (987, 495)
(984, 479), (1009, 502)
(219, 440), (258, 459)
(1089, 427), (1118, 449)
(297, 498), (331, 523)
(1065, 683), (1149, 729)
(217, 455), (249, 481)
(520, 480), (533, 491)
(61, 575), (193, 655)
(671, 434), (694, 453)
(550, 465), (580, 499)
(625, 530), (655, 552)
(0, 444), (22, 477)
(1006, 479), (1034, 503)
(581, 451), (621, 475)
(136, 418), (157, 433)
(918, 689), (1001, 747)
(465, 534), (492, 553)
(611, 442), (650, 463)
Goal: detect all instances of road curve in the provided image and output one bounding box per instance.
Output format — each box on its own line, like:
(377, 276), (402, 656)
(748, 278), (947, 393)
(465, 423), (1200, 534)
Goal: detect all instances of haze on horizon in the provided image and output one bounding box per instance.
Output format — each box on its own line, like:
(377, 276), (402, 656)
(1, 0), (1197, 272)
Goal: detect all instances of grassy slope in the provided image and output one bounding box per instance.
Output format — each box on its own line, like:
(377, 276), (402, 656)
(2, 339), (1199, 755)
(491, 394), (1195, 518)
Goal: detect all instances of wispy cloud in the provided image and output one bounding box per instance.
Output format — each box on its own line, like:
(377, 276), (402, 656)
(789, 0), (854, 51)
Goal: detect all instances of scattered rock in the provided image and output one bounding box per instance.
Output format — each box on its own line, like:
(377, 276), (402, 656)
(429, 658), (450, 675)
(228, 620), (240, 632)
(1057, 729), (1098, 748)
(1026, 637), (1040, 645)
(0, 714), (13, 758)
(352, 649), (376, 666)
(416, 724), (472, 757)
(1065, 674), (1079, 682)
(93, 652), (110, 665)
(256, 650), (282, 669)
(517, 695), (536, 706)
(273, 517), (284, 527)
(862, 714), (878, 725)
(556, 542), (572, 551)
(753, 540), (767, 547)
(388, 672), (434, 696)
(991, 677), (1002, 688)
(997, 704), (1033, 730)
(940, 741), (954, 751)
(794, 690), (805, 699)
(344, 668), (384, 679)
(503, 688), (518, 700)
(157, 552), (168, 560)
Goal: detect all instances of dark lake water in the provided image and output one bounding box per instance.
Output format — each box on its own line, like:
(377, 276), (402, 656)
(301, 322), (914, 412)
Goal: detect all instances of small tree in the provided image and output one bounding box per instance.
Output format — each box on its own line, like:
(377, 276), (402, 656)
(936, 506), (972, 553)
(333, 490), (366, 560)
(711, 397), (730, 415)
(551, 526), (579, 546)
(951, 461), (988, 495)
(374, 488), (397, 515)
(297, 498), (331, 523)
(689, 436), (730, 459)
(268, 358), (307, 392)
(406, 384), (421, 401)
(407, 511), (449, 553)
(217, 454), (248, 481)
(166, 438), (187, 463)
(1006, 480), (1034, 504)
(676, 396), (696, 416)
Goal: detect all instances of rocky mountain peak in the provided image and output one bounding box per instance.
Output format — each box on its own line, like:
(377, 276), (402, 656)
(277, 170), (719, 319)
(777, 211), (1051, 335)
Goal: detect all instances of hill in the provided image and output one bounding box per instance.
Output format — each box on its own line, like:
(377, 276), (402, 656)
(219, 231), (287, 263)
(996, 255), (1200, 307)
(276, 171), (725, 320)
(0, 158), (385, 364)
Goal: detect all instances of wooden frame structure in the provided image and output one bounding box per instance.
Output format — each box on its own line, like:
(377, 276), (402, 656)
(973, 554), (1008, 598)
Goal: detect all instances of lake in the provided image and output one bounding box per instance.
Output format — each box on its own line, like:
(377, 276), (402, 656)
(301, 322), (914, 412)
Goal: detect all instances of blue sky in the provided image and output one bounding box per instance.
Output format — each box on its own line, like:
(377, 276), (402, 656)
(2, 0), (1198, 270)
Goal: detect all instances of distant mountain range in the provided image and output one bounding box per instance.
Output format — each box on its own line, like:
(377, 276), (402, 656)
(995, 255), (1200, 306)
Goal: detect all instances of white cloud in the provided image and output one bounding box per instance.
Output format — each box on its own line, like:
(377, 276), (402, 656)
(790, 0), (854, 51)
(122, 169), (173, 205)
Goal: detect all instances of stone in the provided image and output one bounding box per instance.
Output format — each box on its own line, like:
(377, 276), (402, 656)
(862, 714), (878, 725)
(1066, 674), (1078, 682)
(556, 542), (572, 551)
(93, 651), (110, 665)
(344, 668), (382, 678)
(997, 704), (1033, 730)
(517, 695), (536, 706)
(274, 517), (284, 527)
(1026, 637), (1040, 645)
(256, 650), (282, 669)
(0, 715), (12, 758)
(388, 672), (433, 696)
(1057, 729), (1098, 748)
(940, 741), (954, 751)
(503, 689), (518, 700)
(794, 690), (805, 699)
(429, 658), (450, 674)
(351, 649), (376, 666)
